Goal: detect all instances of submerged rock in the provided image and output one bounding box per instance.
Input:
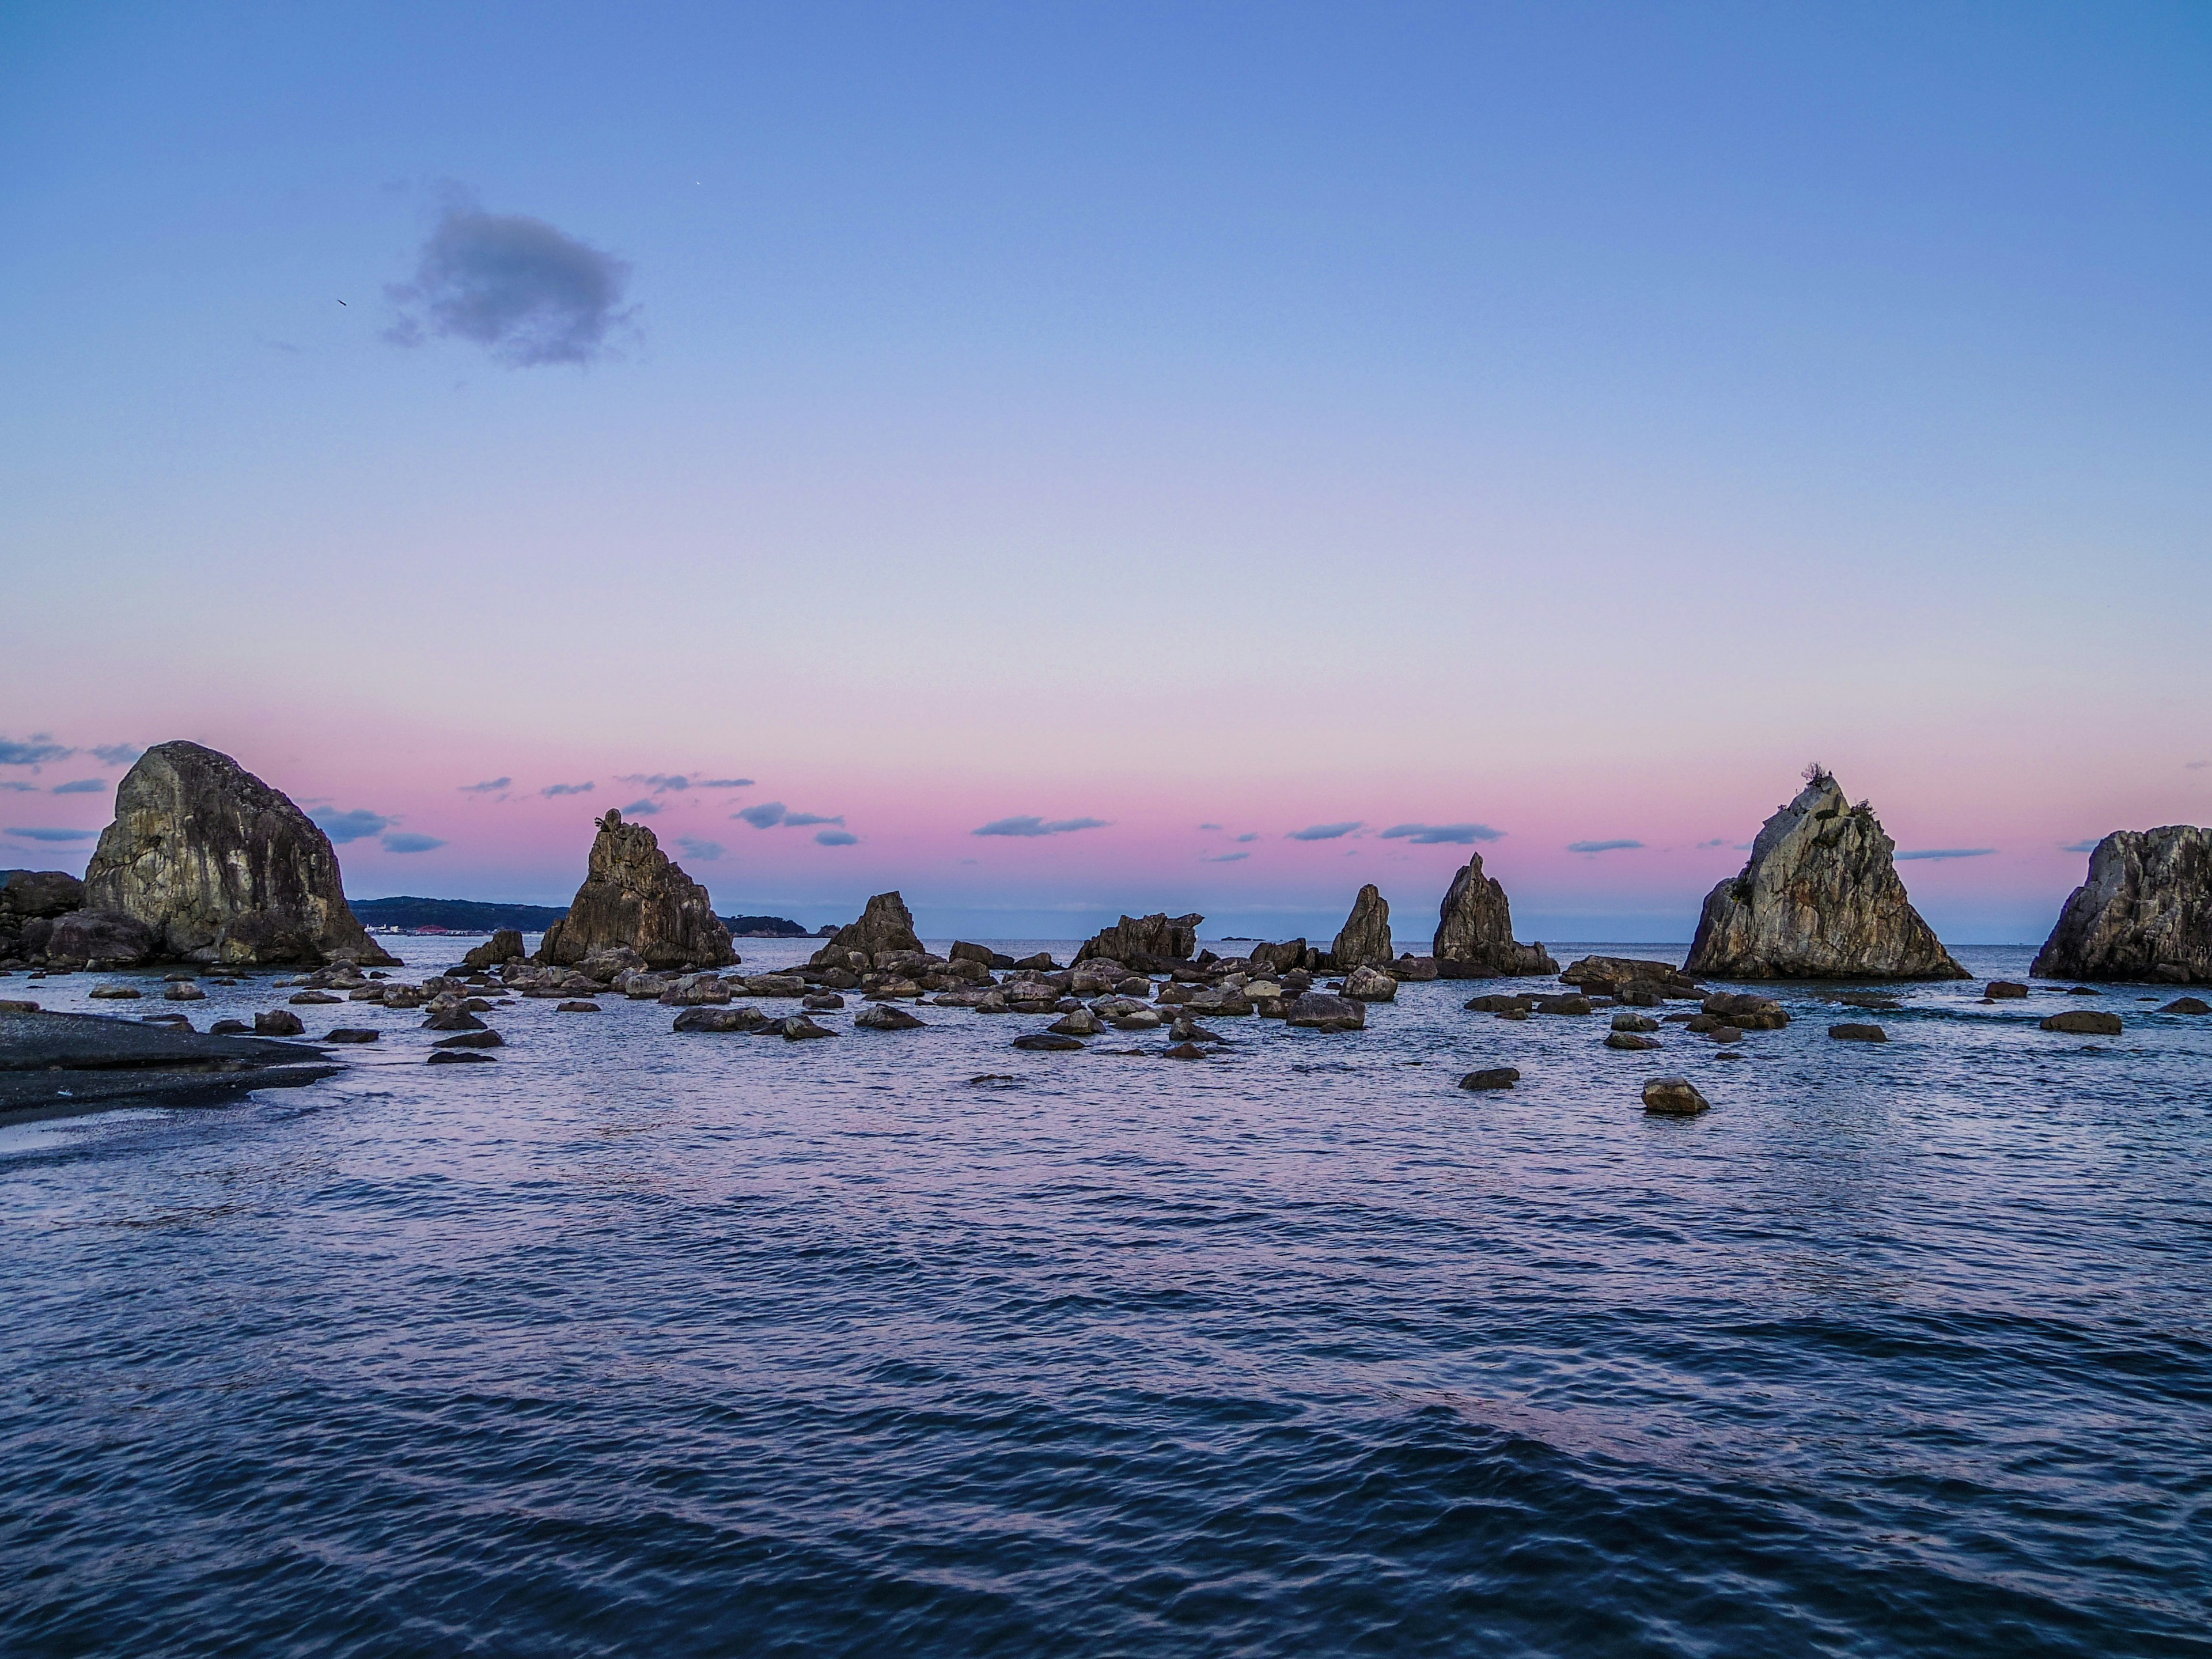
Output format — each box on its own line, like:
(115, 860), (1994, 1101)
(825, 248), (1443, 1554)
(2032, 826), (2212, 985)
(1330, 885), (1393, 969)
(2160, 997), (2210, 1015)
(426, 1049), (495, 1065)
(80, 741), (396, 967)
(1828, 1023), (1888, 1042)
(538, 809), (736, 971)
(1075, 914), (1202, 968)
(1458, 1067), (1520, 1090)
(1013, 1031), (1084, 1051)
(1431, 853), (1556, 978)
(2040, 1009), (2122, 1036)
(1684, 768), (1969, 980)
(1605, 1031), (1662, 1050)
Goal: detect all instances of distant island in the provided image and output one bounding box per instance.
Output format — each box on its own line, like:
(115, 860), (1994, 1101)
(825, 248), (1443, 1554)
(349, 896), (812, 938)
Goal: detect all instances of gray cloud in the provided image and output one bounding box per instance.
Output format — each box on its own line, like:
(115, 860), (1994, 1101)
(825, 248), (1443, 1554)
(620, 798), (661, 816)
(0, 737), (73, 767)
(0, 782), (33, 792)
(677, 836), (724, 861)
(1202, 851), (1250, 862)
(815, 830), (859, 846)
(6, 826), (99, 842)
(1895, 847), (1995, 861)
(312, 808), (392, 844)
(737, 802), (787, 829)
(385, 202), (635, 368)
(1198, 823), (1223, 831)
(697, 778), (754, 789)
(620, 773), (690, 791)
(1567, 839), (1643, 854)
(972, 815), (1109, 838)
(459, 777), (512, 794)
(1695, 838), (1732, 849)
(2059, 839), (2101, 854)
(1234, 832), (1259, 843)
(1380, 822), (1501, 846)
(2188, 760), (2209, 771)
(52, 778), (108, 794)
(381, 832), (445, 854)
(541, 781), (595, 797)
(1287, 821), (1361, 842)
(782, 811), (845, 828)
(91, 744), (141, 767)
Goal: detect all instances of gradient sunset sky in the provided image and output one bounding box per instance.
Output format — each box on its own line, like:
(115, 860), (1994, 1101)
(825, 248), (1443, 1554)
(4, 3), (2208, 942)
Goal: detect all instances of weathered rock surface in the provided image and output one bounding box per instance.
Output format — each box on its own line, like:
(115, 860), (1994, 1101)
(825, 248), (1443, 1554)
(1605, 1032), (1662, 1050)
(1284, 992), (1366, 1032)
(0, 1006), (336, 1121)
(2031, 826), (2212, 985)
(1, 870), (83, 920)
(1642, 1077), (1711, 1116)
(1075, 914), (1202, 967)
(1459, 1067), (1520, 1091)
(810, 892), (925, 966)
(855, 1003), (925, 1031)
(2158, 997), (2209, 1015)
(673, 1005), (769, 1033)
(43, 910), (159, 967)
(1431, 854), (1556, 978)
(463, 930), (527, 971)
(1341, 964), (1399, 1002)
(1331, 885), (1393, 969)
(79, 742), (396, 967)
(1829, 1023), (1889, 1042)
(1685, 770), (1969, 980)
(538, 809), (736, 971)
(1986, 980), (2029, 1000)
(2041, 1009), (2122, 1036)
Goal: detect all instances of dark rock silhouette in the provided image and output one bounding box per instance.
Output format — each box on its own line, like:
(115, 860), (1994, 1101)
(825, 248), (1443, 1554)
(810, 892), (925, 965)
(1431, 854), (1556, 978)
(463, 930), (527, 971)
(538, 808), (736, 971)
(81, 741), (396, 967)
(1330, 885), (1393, 969)
(1685, 768), (1968, 980)
(1075, 914), (1202, 968)
(42, 910), (159, 967)
(0, 870), (82, 921)
(2032, 826), (2211, 985)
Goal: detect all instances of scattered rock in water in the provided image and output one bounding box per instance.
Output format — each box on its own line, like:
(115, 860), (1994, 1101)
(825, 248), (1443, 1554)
(1169, 1017), (1224, 1044)
(0, 999), (39, 1014)
(1162, 1041), (1207, 1060)
(968, 1073), (1016, 1085)
(1685, 767), (1969, 980)
(463, 930), (527, 971)
(141, 1014), (194, 1030)
(423, 1006), (487, 1031)
(2066, 986), (2100, 996)
(2041, 1010), (2122, 1036)
(435, 1029), (506, 1048)
(855, 1004), (925, 1031)
(208, 1018), (248, 1035)
(1048, 1008), (1104, 1037)
(1702, 993), (1790, 1029)
(1431, 852), (1556, 977)
(1642, 1077), (1711, 1116)
(1492, 1007), (1530, 1021)
(1013, 953), (1059, 971)
(1075, 914), (1201, 969)
(1828, 1023), (1888, 1042)
(1986, 980), (2029, 1000)
(1110, 1010), (1163, 1031)
(671, 1006), (756, 1032)
(1611, 1013), (1660, 1033)
(1465, 994), (1532, 1014)
(1331, 885), (1394, 969)
(802, 992), (845, 1010)
(1605, 1032), (1662, 1050)
(427, 1049), (495, 1065)
(778, 1015), (835, 1040)
(2032, 826), (2211, 986)
(951, 941), (1017, 971)
(658, 975), (733, 1007)
(253, 1009), (305, 1036)
(1284, 992), (1365, 1032)
(1458, 1067), (1520, 1091)
(1013, 1032), (1085, 1051)
(289, 990), (342, 1005)
(89, 985), (142, 999)
(1342, 964), (1399, 1002)
(553, 1001), (600, 1015)
(2159, 997), (2210, 1015)
(1535, 995), (1593, 1017)
(324, 1027), (380, 1043)
(1707, 1025), (1745, 1044)
(1390, 956), (1441, 982)
(1832, 991), (1902, 1010)
(538, 808), (736, 971)
(1559, 957), (1703, 999)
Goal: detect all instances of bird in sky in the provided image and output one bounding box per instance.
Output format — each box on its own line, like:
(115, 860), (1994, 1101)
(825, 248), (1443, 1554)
(336, 298), (347, 306)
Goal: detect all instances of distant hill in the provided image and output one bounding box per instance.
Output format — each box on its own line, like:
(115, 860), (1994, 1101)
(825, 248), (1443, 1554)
(349, 896), (810, 937)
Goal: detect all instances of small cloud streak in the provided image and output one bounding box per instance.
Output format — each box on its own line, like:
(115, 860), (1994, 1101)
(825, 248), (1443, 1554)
(313, 808), (392, 844)
(541, 781), (595, 797)
(1696, 838), (1732, 849)
(91, 744), (142, 766)
(620, 798), (661, 816)
(619, 773), (690, 791)
(698, 778), (754, 789)
(0, 782), (33, 793)
(972, 816), (1109, 838)
(737, 802), (787, 829)
(459, 777), (512, 794)
(0, 738), (73, 767)
(381, 832), (445, 854)
(52, 779), (108, 794)
(1198, 823), (1223, 832)
(2059, 839), (2102, 854)
(6, 825), (97, 842)
(1202, 851), (1250, 862)
(677, 836), (724, 861)
(1380, 822), (1502, 846)
(1287, 821), (1361, 842)
(815, 829), (859, 846)
(386, 200), (635, 367)
(1567, 839), (1643, 854)
(1234, 832), (1259, 843)
(782, 812), (845, 828)
(1896, 847), (1995, 861)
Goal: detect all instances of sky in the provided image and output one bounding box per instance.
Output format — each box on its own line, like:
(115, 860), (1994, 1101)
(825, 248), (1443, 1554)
(3, 2), (2208, 943)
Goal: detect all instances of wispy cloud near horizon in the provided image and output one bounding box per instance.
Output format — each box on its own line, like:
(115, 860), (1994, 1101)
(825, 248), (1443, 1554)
(1287, 822), (1360, 842)
(6, 826), (99, 842)
(381, 831), (444, 854)
(1567, 839), (1643, 854)
(1896, 847), (1995, 861)
(459, 777), (512, 794)
(312, 807), (392, 844)
(1380, 822), (1501, 845)
(541, 781), (594, 797)
(974, 815), (1108, 838)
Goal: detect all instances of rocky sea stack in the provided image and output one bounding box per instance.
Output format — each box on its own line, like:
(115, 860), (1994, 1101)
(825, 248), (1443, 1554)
(1075, 913), (1201, 969)
(2032, 826), (2211, 984)
(1685, 767), (1968, 980)
(79, 741), (396, 967)
(538, 808), (736, 970)
(1331, 885), (1393, 969)
(810, 891), (926, 965)
(1431, 853), (1556, 978)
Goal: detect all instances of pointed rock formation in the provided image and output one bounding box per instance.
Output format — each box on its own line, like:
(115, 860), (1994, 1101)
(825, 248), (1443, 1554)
(2032, 826), (2211, 984)
(1431, 852), (1557, 978)
(80, 741), (397, 966)
(1074, 913), (1202, 967)
(1684, 768), (1968, 980)
(810, 891), (925, 965)
(1331, 884), (1393, 969)
(538, 808), (736, 971)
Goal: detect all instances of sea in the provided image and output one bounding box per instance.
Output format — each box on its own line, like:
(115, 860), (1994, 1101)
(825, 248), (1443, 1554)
(2, 938), (2207, 1658)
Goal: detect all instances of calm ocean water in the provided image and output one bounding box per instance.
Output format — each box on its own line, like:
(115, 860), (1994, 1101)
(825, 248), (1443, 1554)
(3, 938), (2207, 1658)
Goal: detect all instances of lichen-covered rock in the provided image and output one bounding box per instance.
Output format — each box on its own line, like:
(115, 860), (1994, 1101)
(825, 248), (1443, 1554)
(1685, 769), (1968, 980)
(1431, 854), (1556, 978)
(1330, 885), (1393, 969)
(537, 809), (736, 972)
(809, 892), (924, 966)
(1075, 913), (1202, 967)
(79, 741), (396, 967)
(2031, 826), (2211, 985)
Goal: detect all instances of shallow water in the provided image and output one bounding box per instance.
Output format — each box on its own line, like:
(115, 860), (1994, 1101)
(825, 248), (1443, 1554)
(3, 940), (2208, 1658)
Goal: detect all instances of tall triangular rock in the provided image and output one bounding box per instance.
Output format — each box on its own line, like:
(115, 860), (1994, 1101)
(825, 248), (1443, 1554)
(1431, 852), (1556, 978)
(2032, 826), (2211, 984)
(1685, 768), (1968, 980)
(810, 891), (925, 965)
(538, 808), (736, 969)
(1331, 884), (1393, 968)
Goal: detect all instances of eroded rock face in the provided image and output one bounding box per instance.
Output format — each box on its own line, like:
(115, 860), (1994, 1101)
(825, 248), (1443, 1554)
(1074, 914), (1202, 967)
(1431, 853), (1556, 978)
(1331, 885), (1393, 969)
(1, 870), (84, 921)
(1684, 771), (1968, 980)
(810, 892), (925, 966)
(2031, 826), (2212, 985)
(537, 809), (736, 971)
(80, 741), (396, 967)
